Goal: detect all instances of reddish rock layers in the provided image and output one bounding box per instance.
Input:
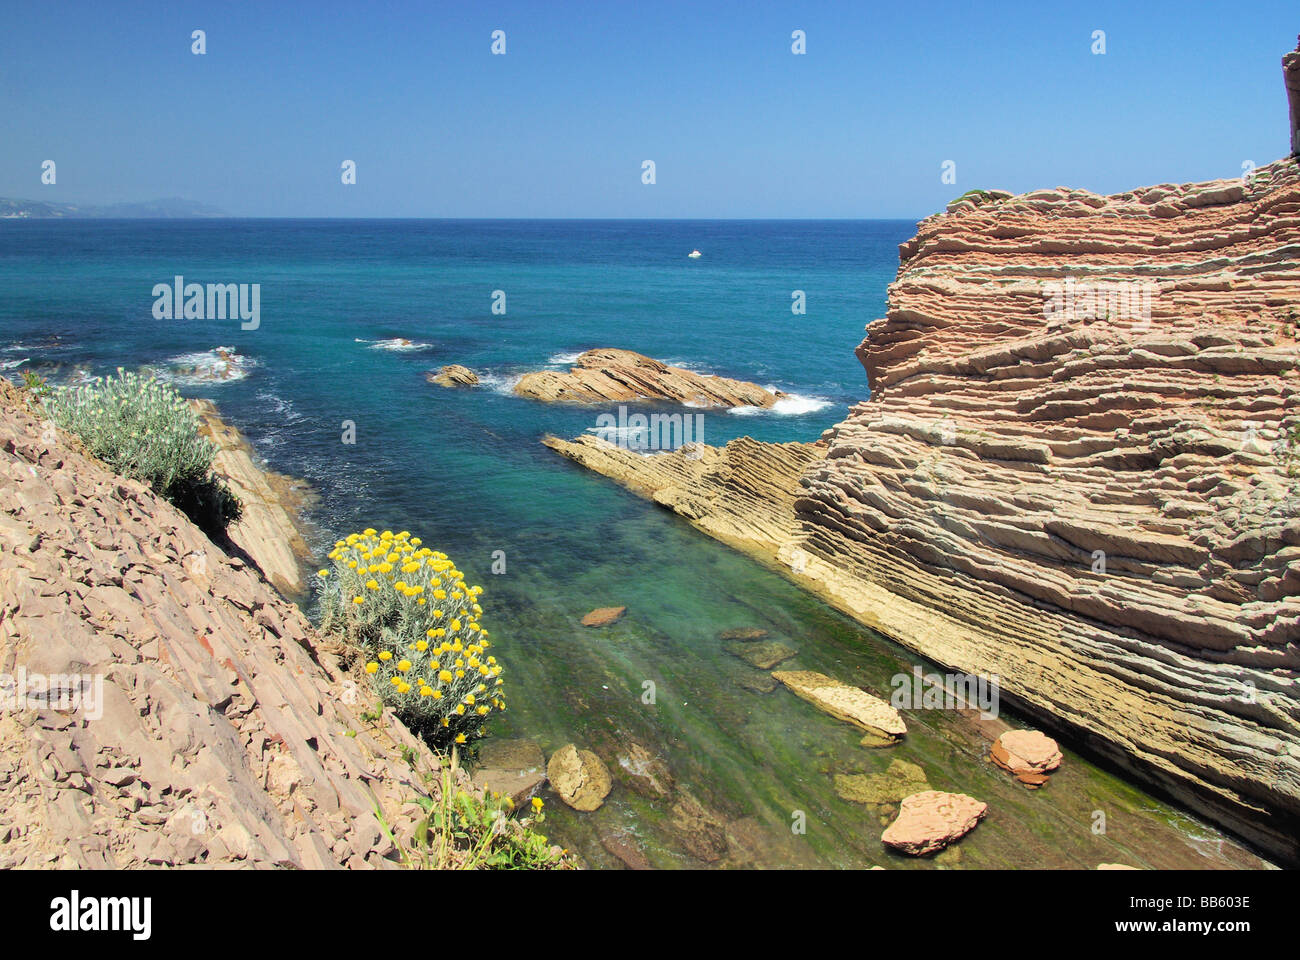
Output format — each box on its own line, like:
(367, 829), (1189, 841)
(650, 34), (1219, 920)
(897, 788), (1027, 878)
(546, 157), (1300, 862)
(794, 158), (1300, 860)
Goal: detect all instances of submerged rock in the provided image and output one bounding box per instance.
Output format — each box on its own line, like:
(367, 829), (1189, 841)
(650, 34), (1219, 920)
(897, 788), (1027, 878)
(772, 670), (907, 744)
(615, 742), (674, 798)
(471, 738), (547, 808)
(881, 790), (987, 856)
(718, 627), (769, 641)
(735, 671), (778, 695)
(581, 606), (626, 627)
(597, 824), (651, 870)
(991, 730), (1063, 788)
(668, 790), (729, 862)
(725, 639), (797, 670)
(834, 759), (931, 804)
(547, 744), (612, 812)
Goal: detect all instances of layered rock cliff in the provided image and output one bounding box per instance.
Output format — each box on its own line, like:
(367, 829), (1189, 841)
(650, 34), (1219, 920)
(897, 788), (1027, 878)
(0, 379), (443, 867)
(548, 156), (1300, 862)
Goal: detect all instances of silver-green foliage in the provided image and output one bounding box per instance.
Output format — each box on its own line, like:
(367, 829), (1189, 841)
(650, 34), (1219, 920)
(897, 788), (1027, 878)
(44, 369), (239, 530)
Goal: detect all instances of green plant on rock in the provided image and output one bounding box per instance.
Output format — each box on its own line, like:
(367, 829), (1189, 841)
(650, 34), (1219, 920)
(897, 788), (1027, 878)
(42, 369), (240, 535)
(18, 369), (50, 397)
(318, 529), (504, 751)
(374, 759), (570, 870)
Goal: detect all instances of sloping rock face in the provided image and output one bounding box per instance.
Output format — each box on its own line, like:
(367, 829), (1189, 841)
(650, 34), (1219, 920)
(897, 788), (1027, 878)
(193, 399), (315, 597)
(794, 158), (1300, 860)
(543, 434), (825, 558)
(516, 348), (781, 408)
(0, 380), (443, 868)
(545, 159), (1300, 862)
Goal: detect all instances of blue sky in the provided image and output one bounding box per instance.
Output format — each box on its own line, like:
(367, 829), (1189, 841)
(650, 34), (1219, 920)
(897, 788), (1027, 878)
(1, 0), (1296, 217)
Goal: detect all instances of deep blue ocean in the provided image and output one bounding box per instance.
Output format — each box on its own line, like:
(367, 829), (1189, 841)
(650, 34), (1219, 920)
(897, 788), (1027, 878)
(0, 219), (1263, 869)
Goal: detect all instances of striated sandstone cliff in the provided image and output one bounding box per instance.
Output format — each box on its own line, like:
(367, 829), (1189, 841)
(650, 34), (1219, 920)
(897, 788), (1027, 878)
(0, 379), (445, 867)
(548, 157), (1300, 862)
(516, 348), (781, 408)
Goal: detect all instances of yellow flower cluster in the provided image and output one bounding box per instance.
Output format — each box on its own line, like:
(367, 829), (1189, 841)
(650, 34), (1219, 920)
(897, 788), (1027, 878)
(319, 528), (505, 747)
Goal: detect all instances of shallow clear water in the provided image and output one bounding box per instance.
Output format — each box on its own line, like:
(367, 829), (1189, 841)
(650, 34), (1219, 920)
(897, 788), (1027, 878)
(0, 219), (1272, 868)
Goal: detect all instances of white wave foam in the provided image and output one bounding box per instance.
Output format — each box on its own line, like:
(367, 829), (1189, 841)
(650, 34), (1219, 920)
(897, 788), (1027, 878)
(476, 372), (523, 395)
(162, 346), (255, 384)
(729, 390), (832, 417)
(364, 337), (431, 352)
(0, 357), (30, 370)
(546, 351), (583, 367)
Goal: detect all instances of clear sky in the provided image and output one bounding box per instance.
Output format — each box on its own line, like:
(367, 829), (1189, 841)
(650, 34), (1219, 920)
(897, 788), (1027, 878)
(2, 0), (1296, 218)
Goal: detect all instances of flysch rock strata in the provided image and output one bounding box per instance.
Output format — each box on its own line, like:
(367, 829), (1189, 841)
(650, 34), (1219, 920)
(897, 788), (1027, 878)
(545, 158), (1300, 863)
(516, 348), (782, 408)
(0, 379), (448, 868)
(193, 399), (317, 597)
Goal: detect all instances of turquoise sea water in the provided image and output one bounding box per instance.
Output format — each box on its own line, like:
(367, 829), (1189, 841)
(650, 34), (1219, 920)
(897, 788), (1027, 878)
(0, 219), (1272, 868)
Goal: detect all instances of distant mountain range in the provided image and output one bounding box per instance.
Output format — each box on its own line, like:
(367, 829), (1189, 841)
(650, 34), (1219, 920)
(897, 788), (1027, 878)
(0, 197), (225, 219)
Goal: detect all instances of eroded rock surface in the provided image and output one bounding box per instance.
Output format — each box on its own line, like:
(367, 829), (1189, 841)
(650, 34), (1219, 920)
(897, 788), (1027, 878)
(991, 730), (1063, 788)
(772, 670), (907, 744)
(0, 380), (444, 868)
(547, 743), (612, 811)
(427, 365), (480, 388)
(193, 399), (316, 597)
(881, 790), (987, 856)
(516, 348), (781, 408)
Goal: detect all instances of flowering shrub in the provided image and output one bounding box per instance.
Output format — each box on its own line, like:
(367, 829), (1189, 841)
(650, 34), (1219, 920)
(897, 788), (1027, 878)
(43, 369), (240, 534)
(319, 529), (504, 749)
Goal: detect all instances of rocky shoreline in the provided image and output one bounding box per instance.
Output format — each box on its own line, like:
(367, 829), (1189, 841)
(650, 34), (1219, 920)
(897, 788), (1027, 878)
(545, 158), (1300, 864)
(191, 399), (317, 597)
(0, 379), (481, 867)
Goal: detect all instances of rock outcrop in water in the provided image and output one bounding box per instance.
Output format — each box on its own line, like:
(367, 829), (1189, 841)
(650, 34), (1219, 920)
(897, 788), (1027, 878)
(517, 348), (782, 408)
(0, 379), (445, 867)
(546, 153), (1300, 862)
(193, 399), (316, 596)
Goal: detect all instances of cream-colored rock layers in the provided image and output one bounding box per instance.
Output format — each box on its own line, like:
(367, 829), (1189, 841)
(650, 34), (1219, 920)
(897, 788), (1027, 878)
(543, 433), (825, 560)
(192, 399), (317, 597)
(547, 159), (1300, 863)
(517, 348), (781, 407)
(0, 380), (444, 868)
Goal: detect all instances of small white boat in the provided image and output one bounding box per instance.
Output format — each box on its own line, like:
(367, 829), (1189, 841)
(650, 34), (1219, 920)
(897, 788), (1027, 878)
(688, 249), (702, 259)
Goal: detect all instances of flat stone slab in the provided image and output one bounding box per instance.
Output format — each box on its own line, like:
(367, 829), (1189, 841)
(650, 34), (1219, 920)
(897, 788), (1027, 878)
(581, 606), (626, 627)
(882, 790), (987, 856)
(772, 670), (907, 743)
